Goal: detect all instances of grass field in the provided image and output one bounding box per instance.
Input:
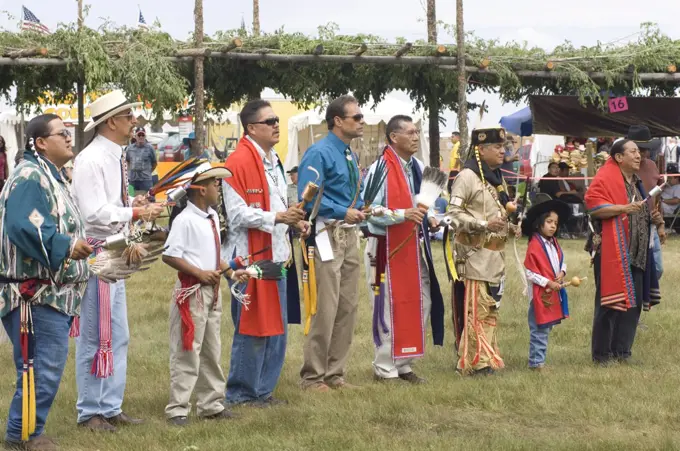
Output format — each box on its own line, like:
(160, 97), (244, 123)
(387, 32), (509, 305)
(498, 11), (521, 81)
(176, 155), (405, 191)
(2, 238), (680, 451)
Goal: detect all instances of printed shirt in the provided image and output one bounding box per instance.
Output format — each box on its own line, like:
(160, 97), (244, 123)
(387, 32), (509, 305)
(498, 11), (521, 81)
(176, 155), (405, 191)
(72, 135), (133, 240)
(222, 136), (290, 263)
(164, 202), (220, 271)
(525, 235), (567, 301)
(625, 174), (649, 270)
(298, 132), (364, 221)
(0, 152), (90, 318)
(126, 143), (157, 182)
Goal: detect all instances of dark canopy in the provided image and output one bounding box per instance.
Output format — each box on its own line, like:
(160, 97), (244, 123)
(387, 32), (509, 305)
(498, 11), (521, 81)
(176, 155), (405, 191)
(529, 96), (680, 137)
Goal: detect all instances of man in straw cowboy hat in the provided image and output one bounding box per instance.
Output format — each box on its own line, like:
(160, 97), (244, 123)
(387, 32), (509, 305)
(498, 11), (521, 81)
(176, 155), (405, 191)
(72, 90), (164, 431)
(446, 126), (521, 376)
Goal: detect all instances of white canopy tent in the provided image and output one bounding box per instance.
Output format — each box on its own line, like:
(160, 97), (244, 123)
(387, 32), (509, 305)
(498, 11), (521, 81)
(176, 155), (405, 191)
(285, 96), (429, 172)
(0, 111), (22, 173)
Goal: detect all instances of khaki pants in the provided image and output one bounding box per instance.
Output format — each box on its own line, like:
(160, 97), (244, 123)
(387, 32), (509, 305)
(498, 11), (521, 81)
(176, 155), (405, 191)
(300, 227), (360, 386)
(165, 283), (226, 418)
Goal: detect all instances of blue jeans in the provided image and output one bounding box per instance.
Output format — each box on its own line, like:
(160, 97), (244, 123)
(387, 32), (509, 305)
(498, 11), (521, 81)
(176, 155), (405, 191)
(226, 278), (287, 404)
(651, 227), (663, 278)
(528, 303), (552, 368)
(75, 278), (129, 422)
(2, 306), (71, 443)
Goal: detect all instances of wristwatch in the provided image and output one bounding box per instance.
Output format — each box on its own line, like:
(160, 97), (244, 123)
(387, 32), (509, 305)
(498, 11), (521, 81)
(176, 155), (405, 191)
(479, 220), (488, 230)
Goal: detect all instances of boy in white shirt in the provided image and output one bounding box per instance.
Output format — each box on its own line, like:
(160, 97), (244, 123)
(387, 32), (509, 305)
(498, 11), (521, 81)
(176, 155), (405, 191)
(162, 163), (249, 426)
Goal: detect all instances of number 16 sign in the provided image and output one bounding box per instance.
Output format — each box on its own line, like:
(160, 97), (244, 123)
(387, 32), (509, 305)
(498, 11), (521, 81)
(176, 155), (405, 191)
(608, 97), (629, 113)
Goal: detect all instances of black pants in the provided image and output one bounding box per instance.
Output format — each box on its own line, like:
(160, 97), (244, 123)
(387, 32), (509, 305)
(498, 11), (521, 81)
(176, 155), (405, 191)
(591, 254), (644, 362)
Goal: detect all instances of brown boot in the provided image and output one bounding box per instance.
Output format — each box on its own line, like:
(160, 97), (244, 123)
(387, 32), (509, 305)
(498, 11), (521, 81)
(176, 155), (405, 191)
(301, 381), (330, 393)
(326, 378), (361, 390)
(107, 412), (144, 426)
(24, 436), (58, 451)
(78, 415), (116, 432)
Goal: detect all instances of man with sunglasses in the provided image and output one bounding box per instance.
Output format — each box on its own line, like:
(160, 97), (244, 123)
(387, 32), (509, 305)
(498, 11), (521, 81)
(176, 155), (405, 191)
(72, 91), (164, 432)
(298, 95), (366, 392)
(125, 127), (157, 197)
(223, 99), (308, 406)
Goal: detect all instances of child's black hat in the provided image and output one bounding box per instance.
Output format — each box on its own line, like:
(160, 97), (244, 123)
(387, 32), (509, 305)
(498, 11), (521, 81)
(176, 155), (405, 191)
(521, 199), (572, 237)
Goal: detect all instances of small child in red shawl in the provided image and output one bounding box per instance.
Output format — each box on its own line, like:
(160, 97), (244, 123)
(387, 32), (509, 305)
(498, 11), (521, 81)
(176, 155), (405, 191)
(521, 199), (572, 371)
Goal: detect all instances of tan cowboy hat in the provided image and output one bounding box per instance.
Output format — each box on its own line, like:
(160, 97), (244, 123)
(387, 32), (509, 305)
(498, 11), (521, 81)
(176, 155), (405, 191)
(84, 90), (142, 132)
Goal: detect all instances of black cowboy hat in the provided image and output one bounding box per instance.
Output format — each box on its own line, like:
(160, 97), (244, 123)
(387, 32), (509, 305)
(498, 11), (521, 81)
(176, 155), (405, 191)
(626, 125), (654, 150)
(521, 198), (572, 237)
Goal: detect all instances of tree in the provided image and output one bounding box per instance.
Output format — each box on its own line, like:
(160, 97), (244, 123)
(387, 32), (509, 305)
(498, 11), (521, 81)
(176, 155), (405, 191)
(456, 0), (468, 156)
(426, 0), (440, 168)
(193, 0), (205, 157)
(253, 0), (261, 36)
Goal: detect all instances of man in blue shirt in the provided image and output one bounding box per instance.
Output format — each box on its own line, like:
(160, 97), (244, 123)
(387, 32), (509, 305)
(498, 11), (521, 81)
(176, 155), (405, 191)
(126, 127), (157, 196)
(298, 95), (366, 392)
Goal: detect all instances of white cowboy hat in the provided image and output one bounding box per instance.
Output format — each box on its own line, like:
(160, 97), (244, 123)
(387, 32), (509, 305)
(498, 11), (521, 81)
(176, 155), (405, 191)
(84, 90), (142, 132)
(192, 161), (232, 182)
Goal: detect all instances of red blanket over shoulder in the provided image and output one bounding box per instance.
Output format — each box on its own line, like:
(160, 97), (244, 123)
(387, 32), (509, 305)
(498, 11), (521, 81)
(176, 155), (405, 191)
(584, 159), (636, 311)
(225, 137), (283, 336)
(384, 147), (424, 359)
(524, 236), (567, 327)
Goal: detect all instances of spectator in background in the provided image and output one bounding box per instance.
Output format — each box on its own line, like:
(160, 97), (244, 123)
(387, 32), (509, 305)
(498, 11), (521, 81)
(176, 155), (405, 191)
(661, 176), (680, 217)
(627, 125), (665, 278)
(287, 166), (299, 206)
(126, 127), (157, 197)
(0, 135), (8, 191)
(501, 138), (520, 185)
(447, 132), (461, 194)
(538, 162), (561, 198)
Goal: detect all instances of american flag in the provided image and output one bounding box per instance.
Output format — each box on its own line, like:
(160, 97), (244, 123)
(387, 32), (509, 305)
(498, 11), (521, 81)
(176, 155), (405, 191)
(138, 9), (149, 30)
(21, 5), (50, 34)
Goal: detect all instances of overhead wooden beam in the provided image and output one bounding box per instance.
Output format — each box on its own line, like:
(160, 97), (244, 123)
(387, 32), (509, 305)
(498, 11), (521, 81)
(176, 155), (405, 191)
(394, 42), (412, 57)
(5, 52), (680, 82)
(5, 48), (48, 58)
(175, 47), (211, 57)
(218, 37), (242, 53)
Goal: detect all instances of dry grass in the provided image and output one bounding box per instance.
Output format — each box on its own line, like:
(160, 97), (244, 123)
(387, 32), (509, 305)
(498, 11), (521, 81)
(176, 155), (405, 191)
(2, 238), (680, 451)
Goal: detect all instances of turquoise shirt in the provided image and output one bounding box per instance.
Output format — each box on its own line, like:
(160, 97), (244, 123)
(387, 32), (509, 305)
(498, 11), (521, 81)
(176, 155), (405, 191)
(298, 132), (364, 220)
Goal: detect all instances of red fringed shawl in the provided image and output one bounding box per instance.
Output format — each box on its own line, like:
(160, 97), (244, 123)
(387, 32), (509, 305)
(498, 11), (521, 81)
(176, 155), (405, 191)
(524, 235), (569, 327)
(584, 159), (636, 311)
(225, 137), (283, 336)
(384, 147), (424, 359)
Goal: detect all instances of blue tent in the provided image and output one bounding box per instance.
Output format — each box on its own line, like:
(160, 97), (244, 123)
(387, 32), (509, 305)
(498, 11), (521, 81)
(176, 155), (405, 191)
(500, 107), (532, 136)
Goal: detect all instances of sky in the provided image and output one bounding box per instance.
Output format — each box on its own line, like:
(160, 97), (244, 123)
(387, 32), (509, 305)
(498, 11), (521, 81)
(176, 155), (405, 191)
(2, 0), (680, 132)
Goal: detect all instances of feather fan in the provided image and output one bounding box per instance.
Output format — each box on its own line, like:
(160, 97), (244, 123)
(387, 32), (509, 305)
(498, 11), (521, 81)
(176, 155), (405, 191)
(415, 167), (448, 208)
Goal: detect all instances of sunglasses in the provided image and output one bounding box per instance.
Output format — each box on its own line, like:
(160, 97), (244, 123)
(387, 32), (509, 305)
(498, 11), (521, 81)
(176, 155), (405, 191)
(253, 117), (280, 126)
(46, 129), (72, 139)
(112, 112), (135, 120)
(343, 114), (364, 122)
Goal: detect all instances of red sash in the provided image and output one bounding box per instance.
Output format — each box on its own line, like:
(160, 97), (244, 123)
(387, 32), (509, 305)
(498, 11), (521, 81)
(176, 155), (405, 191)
(524, 236), (567, 326)
(225, 137), (283, 336)
(384, 147), (424, 359)
(584, 159), (635, 311)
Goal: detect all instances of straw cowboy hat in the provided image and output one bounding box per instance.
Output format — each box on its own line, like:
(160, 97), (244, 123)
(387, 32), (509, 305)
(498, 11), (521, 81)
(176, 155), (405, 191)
(84, 90), (142, 132)
(191, 161), (232, 182)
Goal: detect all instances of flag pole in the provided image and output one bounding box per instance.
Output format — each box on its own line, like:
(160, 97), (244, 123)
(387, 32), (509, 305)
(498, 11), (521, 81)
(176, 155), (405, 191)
(76, 0), (85, 154)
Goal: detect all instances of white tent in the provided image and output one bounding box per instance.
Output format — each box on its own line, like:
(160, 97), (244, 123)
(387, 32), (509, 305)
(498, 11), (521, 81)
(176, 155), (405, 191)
(285, 96), (429, 172)
(0, 111), (22, 173)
